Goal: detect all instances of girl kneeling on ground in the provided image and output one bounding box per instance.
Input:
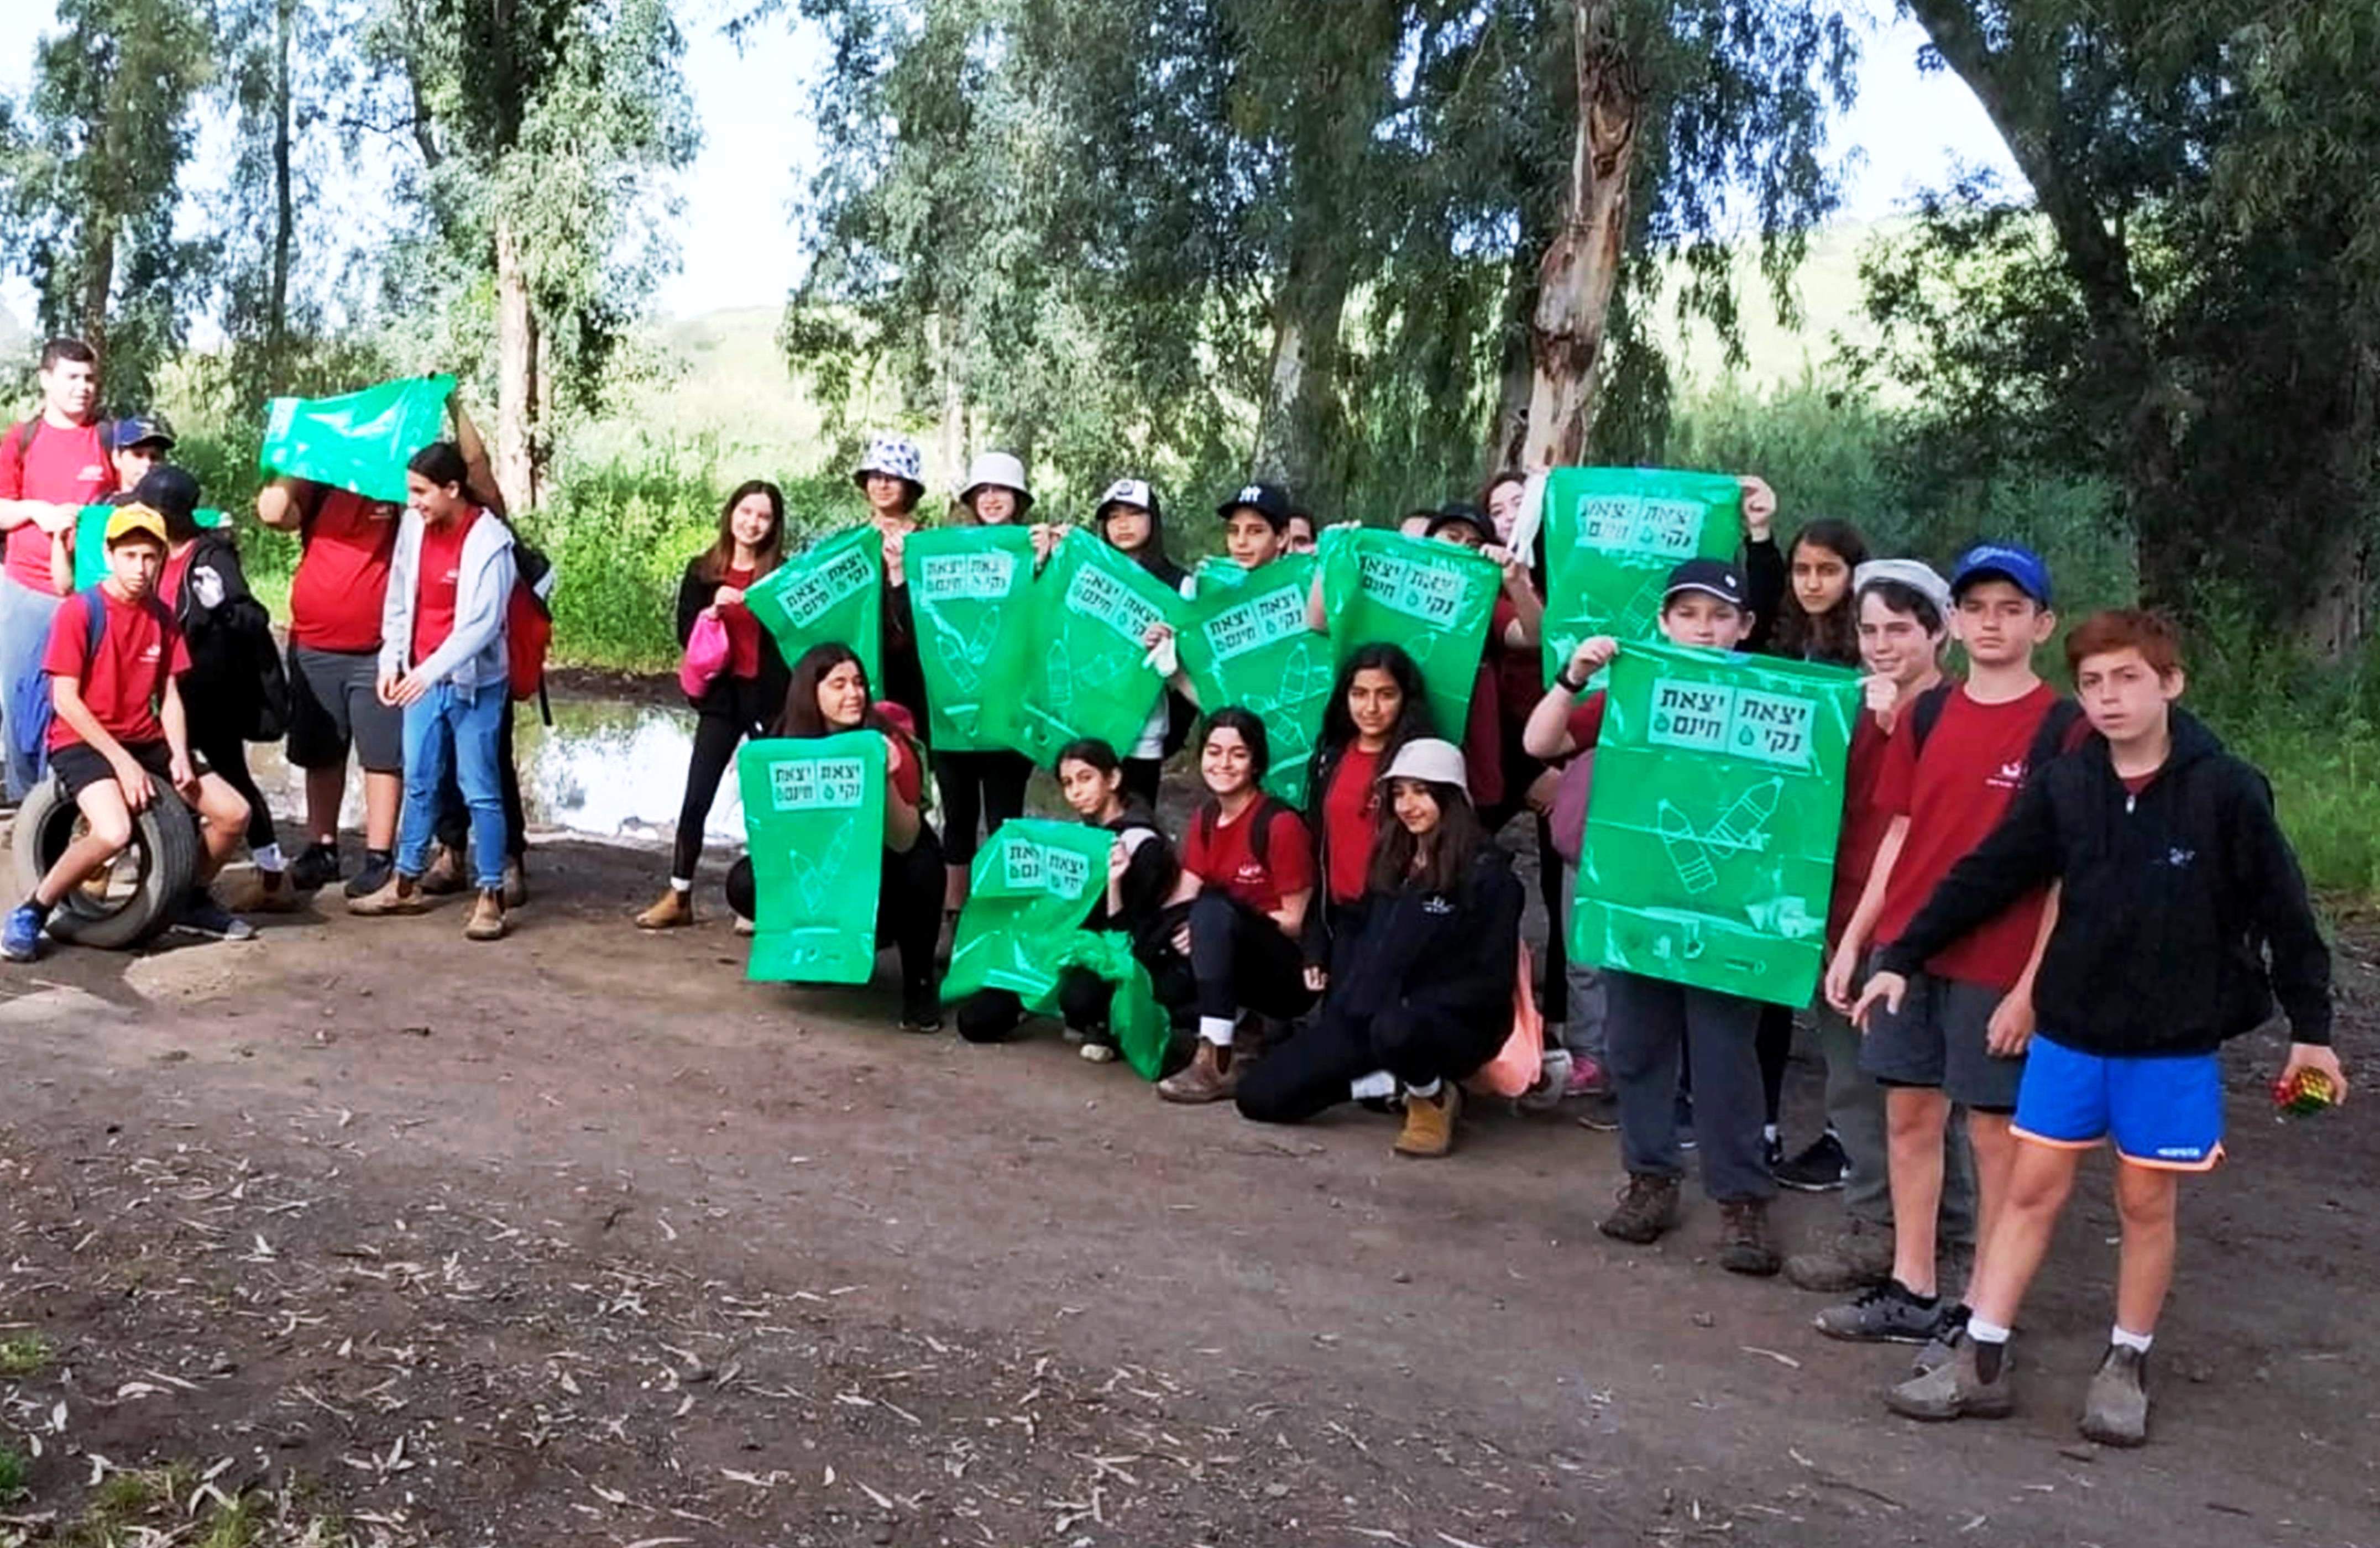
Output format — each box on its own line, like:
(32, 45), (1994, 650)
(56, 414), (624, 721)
(953, 738), (1189, 1059)
(1154, 708), (1316, 1104)
(1237, 739), (1523, 1157)
(725, 642), (945, 1031)
(638, 479), (789, 929)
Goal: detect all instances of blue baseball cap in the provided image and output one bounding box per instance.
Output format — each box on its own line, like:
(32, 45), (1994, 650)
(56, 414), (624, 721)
(1949, 542), (2052, 608)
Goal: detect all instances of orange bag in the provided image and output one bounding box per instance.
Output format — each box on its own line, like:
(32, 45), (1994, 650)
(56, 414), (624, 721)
(1466, 942), (1546, 1099)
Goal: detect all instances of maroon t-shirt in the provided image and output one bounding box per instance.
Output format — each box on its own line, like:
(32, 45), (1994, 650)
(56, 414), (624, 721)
(1183, 799), (1315, 916)
(43, 587), (189, 750)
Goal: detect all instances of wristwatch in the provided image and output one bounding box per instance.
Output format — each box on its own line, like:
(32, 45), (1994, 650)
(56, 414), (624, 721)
(1555, 667), (1586, 694)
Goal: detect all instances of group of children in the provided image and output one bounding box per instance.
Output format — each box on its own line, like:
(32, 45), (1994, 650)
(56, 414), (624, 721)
(1, 345), (2348, 1447)
(0, 337), (536, 961)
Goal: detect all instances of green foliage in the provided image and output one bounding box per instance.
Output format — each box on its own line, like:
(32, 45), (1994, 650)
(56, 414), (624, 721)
(0, 1441), (24, 1497)
(0, 1333), (52, 1378)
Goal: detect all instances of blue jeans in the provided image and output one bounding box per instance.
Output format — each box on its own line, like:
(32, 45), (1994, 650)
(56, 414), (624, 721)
(0, 576), (64, 800)
(397, 683), (507, 890)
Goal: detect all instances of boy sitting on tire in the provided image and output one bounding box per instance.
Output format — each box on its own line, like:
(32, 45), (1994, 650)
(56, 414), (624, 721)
(3, 505), (255, 961)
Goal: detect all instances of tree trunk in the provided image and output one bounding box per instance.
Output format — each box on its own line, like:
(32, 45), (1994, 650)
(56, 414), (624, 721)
(2296, 337), (2378, 658)
(266, 0), (295, 384)
(1518, 0), (1641, 470)
(79, 220), (114, 359)
(1251, 251), (1353, 506)
(494, 210), (540, 514)
(1490, 211), (1550, 473)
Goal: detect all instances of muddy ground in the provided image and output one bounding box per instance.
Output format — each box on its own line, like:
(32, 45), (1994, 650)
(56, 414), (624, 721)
(1, 825), (2374, 1546)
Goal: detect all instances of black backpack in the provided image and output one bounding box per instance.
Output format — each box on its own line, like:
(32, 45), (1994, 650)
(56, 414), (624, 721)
(1904, 682), (2090, 782)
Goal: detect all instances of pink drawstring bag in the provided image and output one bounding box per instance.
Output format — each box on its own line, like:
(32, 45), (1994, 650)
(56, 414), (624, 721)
(678, 610), (730, 701)
(1466, 942), (1546, 1099)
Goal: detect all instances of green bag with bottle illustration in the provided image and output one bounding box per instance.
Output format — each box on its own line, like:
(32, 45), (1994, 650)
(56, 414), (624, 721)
(1539, 468), (1743, 690)
(258, 375), (457, 503)
(74, 505), (226, 589)
(979, 528), (1180, 766)
(745, 525), (885, 689)
(1571, 641), (1859, 1007)
(737, 733), (887, 984)
(1175, 554), (1328, 806)
(906, 525), (1037, 752)
(941, 819), (1115, 1005)
(1316, 527), (1500, 748)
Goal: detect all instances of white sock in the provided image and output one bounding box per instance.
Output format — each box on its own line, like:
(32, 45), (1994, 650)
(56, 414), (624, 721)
(1406, 1078), (1443, 1099)
(1349, 1070), (1395, 1102)
(1968, 1317), (2012, 1346)
(669, 877), (693, 893)
(1199, 1015), (1235, 1048)
(253, 843), (284, 873)
(1764, 1122), (1780, 1143)
(2111, 1325), (2153, 1354)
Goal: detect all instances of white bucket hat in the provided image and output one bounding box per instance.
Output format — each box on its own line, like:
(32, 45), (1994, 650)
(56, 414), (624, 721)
(1380, 737), (1467, 789)
(853, 433), (926, 497)
(1853, 558), (1953, 624)
(959, 451), (1033, 511)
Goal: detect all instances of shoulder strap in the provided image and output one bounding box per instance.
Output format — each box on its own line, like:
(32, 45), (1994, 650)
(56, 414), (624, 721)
(1247, 794), (1273, 871)
(9, 420), (36, 461)
(2026, 697), (2088, 775)
(82, 585), (104, 661)
(1907, 681), (1955, 755)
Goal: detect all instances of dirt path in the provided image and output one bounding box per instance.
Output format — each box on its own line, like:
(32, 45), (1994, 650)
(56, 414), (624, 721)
(2, 835), (2374, 1546)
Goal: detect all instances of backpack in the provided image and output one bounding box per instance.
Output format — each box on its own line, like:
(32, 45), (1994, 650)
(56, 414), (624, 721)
(1905, 682), (2090, 780)
(1194, 792), (1279, 874)
(507, 540), (556, 722)
(8, 417), (116, 465)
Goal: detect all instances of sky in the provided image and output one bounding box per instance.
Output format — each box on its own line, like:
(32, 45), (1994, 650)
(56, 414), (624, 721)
(1, 0), (2021, 327)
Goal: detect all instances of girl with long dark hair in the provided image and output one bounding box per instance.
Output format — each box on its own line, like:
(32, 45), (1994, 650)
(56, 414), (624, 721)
(1772, 519), (1871, 667)
(1153, 708), (1316, 1104)
(1067, 477), (1194, 803)
(637, 480), (791, 928)
(1300, 642), (1434, 990)
(725, 642), (945, 1030)
(1238, 739), (1523, 1157)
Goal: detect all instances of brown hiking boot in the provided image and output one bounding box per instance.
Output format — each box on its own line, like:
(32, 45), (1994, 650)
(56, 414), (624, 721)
(1718, 1199), (1782, 1277)
(419, 844), (468, 895)
(635, 886), (692, 929)
(464, 888), (508, 942)
(1598, 1173), (1682, 1244)
(1157, 1039), (1238, 1104)
(1785, 1216), (1896, 1293)
(2078, 1346), (2149, 1447)
(501, 857), (527, 908)
(347, 873), (427, 917)
(1393, 1082), (1461, 1157)
(234, 866), (304, 914)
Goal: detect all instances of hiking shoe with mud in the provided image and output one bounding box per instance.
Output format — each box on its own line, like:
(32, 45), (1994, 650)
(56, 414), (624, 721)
(1785, 1217), (1895, 1293)
(1598, 1173), (1681, 1244)
(2078, 1346), (2150, 1447)
(635, 886), (692, 929)
(1885, 1333), (2013, 1423)
(419, 844), (468, 895)
(1717, 1199), (1781, 1276)
(1912, 1303), (1972, 1374)
(348, 873), (428, 917)
(464, 889), (508, 941)
(1393, 1083), (1461, 1157)
(1817, 1280), (1944, 1343)
(1158, 1040), (1238, 1104)
(501, 857), (528, 908)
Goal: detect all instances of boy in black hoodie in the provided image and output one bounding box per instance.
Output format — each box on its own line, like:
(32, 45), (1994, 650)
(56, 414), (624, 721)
(1851, 611), (2343, 1446)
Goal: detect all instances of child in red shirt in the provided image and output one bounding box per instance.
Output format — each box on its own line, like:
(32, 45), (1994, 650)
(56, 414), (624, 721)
(4, 506), (257, 961)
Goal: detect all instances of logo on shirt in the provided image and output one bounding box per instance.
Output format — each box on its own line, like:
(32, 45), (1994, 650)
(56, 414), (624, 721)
(2167, 846), (2196, 870)
(1987, 757), (2028, 790)
(1234, 861), (1267, 885)
(76, 464), (105, 482)
(1422, 896), (1454, 916)
(139, 642), (161, 663)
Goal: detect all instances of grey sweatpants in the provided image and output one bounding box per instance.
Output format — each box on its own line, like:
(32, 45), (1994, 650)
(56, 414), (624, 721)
(1814, 1002), (1978, 1246)
(1605, 969), (1774, 1203)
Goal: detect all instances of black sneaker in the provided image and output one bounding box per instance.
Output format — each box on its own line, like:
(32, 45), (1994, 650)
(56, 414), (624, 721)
(1775, 1131), (1850, 1192)
(175, 895), (258, 942)
(899, 985), (943, 1034)
(1815, 1280), (1944, 1344)
(344, 851), (396, 901)
(290, 841), (343, 892)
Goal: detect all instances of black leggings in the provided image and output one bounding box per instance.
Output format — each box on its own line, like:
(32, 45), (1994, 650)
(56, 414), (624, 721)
(669, 682), (773, 882)
(190, 719), (278, 854)
(1237, 997), (1508, 1123)
(933, 749), (1033, 866)
(726, 828), (945, 1001)
(957, 949), (1196, 1043)
(1757, 1001), (1792, 1127)
(1187, 891), (1313, 1024)
(437, 695), (526, 862)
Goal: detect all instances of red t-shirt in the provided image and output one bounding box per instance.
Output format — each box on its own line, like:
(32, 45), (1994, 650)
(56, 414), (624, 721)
(42, 587), (190, 750)
(410, 509), (481, 664)
(881, 722), (924, 809)
(290, 488), (399, 652)
(1562, 691), (1610, 752)
(1, 420), (116, 592)
(158, 546), (196, 614)
(1183, 799), (1315, 916)
(1319, 744), (1383, 903)
(721, 563), (763, 679)
(1872, 681), (2059, 989)
(1462, 663), (1505, 810)
(1828, 710), (1893, 942)
(1489, 594), (1545, 737)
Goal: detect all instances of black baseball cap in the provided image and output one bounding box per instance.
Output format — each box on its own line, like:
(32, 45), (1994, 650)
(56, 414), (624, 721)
(113, 412), (175, 449)
(1215, 482), (1293, 530)
(1425, 502), (1494, 545)
(1664, 557), (1749, 609)
(129, 466), (200, 525)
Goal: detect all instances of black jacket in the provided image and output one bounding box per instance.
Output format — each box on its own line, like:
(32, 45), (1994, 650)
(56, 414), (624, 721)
(674, 557), (791, 720)
(1092, 799), (1180, 949)
(1330, 845), (1523, 1026)
(1878, 709), (2331, 1054)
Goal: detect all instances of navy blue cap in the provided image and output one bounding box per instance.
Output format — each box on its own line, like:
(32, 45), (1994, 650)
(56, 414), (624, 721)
(1664, 557), (1748, 608)
(1425, 502), (1494, 545)
(112, 412), (175, 449)
(129, 466), (199, 524)
(1216, 482), (1293, 529)
(1950, 542), (2053, 608)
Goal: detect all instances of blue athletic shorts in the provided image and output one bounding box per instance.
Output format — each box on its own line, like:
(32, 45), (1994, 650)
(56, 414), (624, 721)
(2013, 1034), (2225, 1170)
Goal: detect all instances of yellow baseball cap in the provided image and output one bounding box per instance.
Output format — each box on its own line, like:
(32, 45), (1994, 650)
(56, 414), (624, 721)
(103, 504), (170, 548)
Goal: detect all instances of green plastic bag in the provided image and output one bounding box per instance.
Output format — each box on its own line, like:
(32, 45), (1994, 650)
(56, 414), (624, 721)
(745, 525), (885, 689)
(1571, 641), (1859, 1007)
(1539, 468), (1743, 690)
(1049, 931), (1173, 1081)
(74, 505), (227, 590)
(906, 525), (1036, 752)
(259, 375), (457, 503)
(1175, 555), (1330, 806)
(979, 528), (1180, 766)
(941, 819), (1114, 1003)
(737, 733), (887, 984)
(1317, 527), (1500, 747)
